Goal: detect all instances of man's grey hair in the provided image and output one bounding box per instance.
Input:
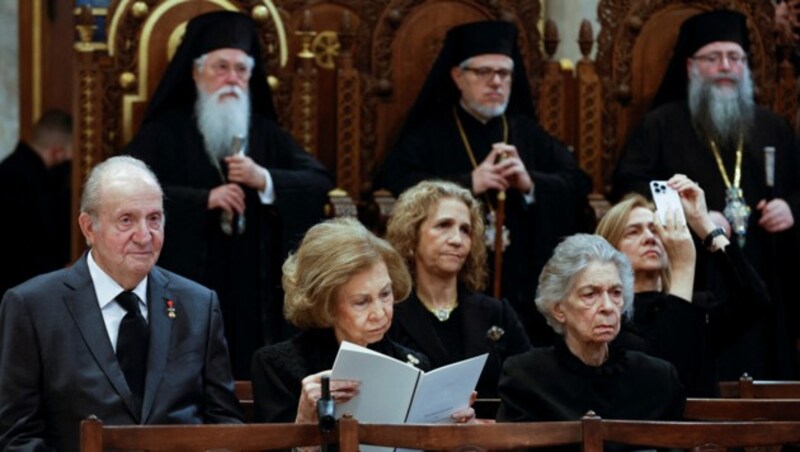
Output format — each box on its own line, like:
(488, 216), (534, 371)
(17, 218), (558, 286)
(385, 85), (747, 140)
(194, 53), (255, 73)
(80, 156), (163, 222)
(535, 234), (635, 334)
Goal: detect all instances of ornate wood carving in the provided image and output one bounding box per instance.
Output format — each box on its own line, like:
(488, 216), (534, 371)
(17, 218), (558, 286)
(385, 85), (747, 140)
(291, 10), (319, 155)
(576, 20), (604, 194)
(775, 43), (798, 127)
(538, 19), (565, 142)
(335, 12), (361, 199)
(595, 0), (778, 191)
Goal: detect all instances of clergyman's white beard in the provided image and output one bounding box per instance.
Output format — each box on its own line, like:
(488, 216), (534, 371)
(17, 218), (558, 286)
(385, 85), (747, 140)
(688, 64), (755, 150)
(195, 86), (250, 160)
(463, 96), (509, 122)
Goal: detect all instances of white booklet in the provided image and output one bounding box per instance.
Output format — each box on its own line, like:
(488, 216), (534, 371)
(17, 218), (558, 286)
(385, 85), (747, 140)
(330, 341), (487, 424)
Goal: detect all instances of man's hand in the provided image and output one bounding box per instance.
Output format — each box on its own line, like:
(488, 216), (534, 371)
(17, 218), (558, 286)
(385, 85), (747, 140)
(226, 155), (266, 191)
(493, 143), (533, 193)
(208, 183), (246, 214)
(757, 198), (795, 232)
(472, 147), (509, 195)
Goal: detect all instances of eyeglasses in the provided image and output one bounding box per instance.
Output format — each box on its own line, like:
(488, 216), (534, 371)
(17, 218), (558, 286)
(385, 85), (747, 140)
(691, 52), (747, 67)
(462, 66), (513, 82)
(208, 60), (252, 80)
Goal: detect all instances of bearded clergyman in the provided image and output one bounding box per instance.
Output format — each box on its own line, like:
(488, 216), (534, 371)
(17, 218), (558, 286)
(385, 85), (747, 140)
(125, 11), (334, 379)
(613, 9), (799, 379)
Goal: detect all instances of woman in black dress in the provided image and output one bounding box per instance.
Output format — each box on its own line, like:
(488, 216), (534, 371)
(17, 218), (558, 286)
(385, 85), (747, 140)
(497, 234), (685, 426)
(386, 180), (530, 399)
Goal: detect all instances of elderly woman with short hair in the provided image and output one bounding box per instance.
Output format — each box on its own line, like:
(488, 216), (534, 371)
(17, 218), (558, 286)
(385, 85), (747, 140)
(497, 234), (684, 425)
(386, 180), (530, 398)
(250, 218), (429, 423)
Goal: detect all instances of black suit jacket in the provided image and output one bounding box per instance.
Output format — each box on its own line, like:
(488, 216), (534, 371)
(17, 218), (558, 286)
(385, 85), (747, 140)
(0, 254), (243, 452)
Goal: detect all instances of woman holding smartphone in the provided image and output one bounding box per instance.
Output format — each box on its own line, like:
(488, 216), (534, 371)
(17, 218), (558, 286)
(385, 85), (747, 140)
(596, 174), (769, 396)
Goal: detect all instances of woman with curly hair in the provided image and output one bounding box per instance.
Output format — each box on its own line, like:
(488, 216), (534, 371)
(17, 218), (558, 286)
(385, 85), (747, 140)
(386, 180), (530, 399)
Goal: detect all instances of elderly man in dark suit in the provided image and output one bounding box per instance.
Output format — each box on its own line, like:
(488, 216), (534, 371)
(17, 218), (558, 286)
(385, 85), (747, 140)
(0, 156), (242, 452)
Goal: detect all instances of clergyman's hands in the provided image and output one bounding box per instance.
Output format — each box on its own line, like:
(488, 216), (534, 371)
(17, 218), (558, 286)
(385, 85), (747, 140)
(493, 143), (533, 193)
(757, 198), (794, 232)
(208, 183), (245, 214)
(472, 147), (510, 195)
(226, 155), (266, 191)
(295, 370), (360, 424)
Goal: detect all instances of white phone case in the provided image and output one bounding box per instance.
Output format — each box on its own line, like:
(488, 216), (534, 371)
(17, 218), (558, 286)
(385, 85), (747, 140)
(650, 180), (686, 225)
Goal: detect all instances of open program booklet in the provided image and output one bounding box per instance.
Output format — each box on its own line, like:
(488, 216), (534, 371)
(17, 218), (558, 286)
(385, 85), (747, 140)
(330, 341), (487, 425)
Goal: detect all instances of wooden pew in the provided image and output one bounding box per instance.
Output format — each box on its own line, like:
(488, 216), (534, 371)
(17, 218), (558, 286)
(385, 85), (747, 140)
(338, 415), (582, 452)
(719, 374), (800, 399)
(235, 380), (255, 422)
(80, 416), (336, 451)
(684, 398), (800, 421)
(581, 415), (800, 452)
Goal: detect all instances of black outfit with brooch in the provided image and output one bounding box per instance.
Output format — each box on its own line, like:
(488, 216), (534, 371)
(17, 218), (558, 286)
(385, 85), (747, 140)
(497, 339), (684, 451)
(250, 328), (430, 422)
(389, 288), (530, 399)
(615, 242), (770, 396)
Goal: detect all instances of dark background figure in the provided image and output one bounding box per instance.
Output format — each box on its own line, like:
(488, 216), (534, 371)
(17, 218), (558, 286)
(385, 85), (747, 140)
(374, 21), (591, 346)
(125, 11), (334, 378)
(613, 10), (800, 378)
(0, 156), (242, 452)
(385, 180), (530, 400)
(0, 109), (72, 298)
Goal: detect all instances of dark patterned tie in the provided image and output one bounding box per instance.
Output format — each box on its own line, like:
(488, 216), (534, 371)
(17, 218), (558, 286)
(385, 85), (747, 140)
(115, 291), (149, 407)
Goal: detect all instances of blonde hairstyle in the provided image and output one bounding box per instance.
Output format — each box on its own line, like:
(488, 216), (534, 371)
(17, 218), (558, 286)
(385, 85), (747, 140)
(283, 217), (412, 329)
(595, 193), (671, 292)
(386, 180), (487, 292)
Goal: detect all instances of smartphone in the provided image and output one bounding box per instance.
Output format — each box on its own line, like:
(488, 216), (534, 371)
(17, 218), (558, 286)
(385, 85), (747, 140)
(649, 180), (686, 225)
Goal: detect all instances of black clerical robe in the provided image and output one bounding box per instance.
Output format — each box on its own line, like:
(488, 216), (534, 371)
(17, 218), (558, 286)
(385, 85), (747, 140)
(126, 107), (334, 378)
(614, 100), (800, 378)
(250, 328), (429, 423)
(375, 105), (592, 345)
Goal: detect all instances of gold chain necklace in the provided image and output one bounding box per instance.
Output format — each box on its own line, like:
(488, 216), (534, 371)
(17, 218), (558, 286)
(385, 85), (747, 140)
(709, 136), (743, 190)
(453, 106), (511, 252)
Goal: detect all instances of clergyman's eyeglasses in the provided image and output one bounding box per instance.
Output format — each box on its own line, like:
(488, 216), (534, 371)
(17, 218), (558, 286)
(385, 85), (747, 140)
(462, 66), (513, 82)
(691, 52), (747, 67)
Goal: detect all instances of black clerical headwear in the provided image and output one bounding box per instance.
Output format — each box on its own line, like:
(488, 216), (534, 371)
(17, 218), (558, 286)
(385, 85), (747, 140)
(142, 10), (278, 124)
(651, 9), (750, 109)
(400, 20), (536, 134)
